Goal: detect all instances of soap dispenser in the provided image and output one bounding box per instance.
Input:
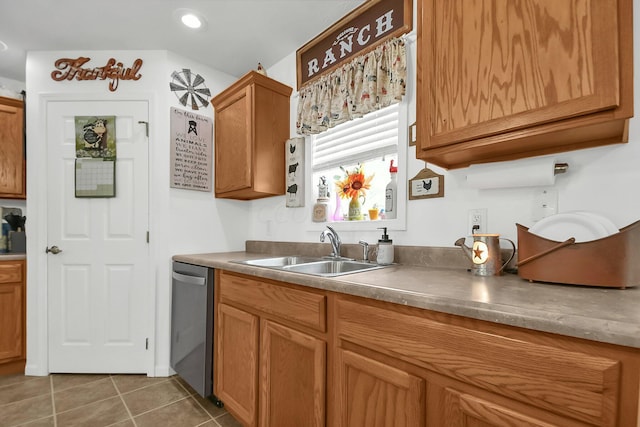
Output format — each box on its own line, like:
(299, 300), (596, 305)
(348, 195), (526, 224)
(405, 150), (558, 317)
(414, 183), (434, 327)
(376, 227), (394, 265)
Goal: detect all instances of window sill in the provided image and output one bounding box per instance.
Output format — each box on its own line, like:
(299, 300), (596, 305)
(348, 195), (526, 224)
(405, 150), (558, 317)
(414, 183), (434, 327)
(307, 215), (406, 233)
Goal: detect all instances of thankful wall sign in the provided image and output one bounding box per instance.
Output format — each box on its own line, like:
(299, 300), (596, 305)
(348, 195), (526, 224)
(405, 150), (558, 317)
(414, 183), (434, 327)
(296, 0), (411, 89)
(51, 57), (143, 92)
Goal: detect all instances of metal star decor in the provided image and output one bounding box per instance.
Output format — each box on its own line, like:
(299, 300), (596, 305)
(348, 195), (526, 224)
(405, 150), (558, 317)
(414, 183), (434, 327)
(170, 69), (211, 110)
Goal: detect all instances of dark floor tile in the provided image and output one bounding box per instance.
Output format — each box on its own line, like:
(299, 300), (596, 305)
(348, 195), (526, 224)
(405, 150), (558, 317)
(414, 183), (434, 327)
(192, 394), (226, 419)
(0, 393), (52, 427)
(17, 416), (55, 426)
(54, 377), (117, 413)
(56, 396), (130, 427)
(121, 379), (188, 416)
(105, 420), (134, 427)
(173, 376), (197, 395)
(0, 377), (50, 405)
(111, 374), (168, 394)
(51, 374), (108, 392)
(197, 421), (217, 427)
(134, 398), (210, 427)
(215, 413), (243, 427)
(0, 374), (40, 389)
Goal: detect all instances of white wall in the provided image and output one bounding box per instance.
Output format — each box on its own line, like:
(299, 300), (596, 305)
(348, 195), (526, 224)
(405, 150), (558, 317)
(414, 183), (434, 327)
(248, 4), (640, 248)
(24, 50), (240, 376)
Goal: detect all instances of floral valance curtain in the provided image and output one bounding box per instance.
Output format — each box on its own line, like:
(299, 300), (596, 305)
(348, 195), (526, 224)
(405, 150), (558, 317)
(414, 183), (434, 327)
(296, 37), (407, 135)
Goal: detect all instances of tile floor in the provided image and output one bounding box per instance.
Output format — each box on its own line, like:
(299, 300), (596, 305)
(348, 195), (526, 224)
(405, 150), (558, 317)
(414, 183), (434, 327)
(0, 373), (243, 427)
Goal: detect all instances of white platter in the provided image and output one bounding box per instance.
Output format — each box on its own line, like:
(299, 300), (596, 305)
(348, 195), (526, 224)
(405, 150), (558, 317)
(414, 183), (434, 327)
(529, 212), (616, 243)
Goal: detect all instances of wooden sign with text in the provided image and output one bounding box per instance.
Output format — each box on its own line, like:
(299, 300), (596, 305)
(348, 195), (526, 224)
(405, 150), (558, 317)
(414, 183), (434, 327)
(296, 0), (411, 89)
(51, 57), (143, 92)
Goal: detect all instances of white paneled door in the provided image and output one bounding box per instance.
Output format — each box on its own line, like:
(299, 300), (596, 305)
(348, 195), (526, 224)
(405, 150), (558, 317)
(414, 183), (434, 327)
(47, 100), (150, 373)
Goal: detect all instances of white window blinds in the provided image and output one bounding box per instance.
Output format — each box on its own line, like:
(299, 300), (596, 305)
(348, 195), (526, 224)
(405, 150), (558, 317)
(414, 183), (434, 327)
(312, 103), (399, 172)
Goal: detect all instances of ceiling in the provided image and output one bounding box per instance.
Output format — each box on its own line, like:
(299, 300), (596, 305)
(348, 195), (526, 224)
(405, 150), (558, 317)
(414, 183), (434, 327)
(0, 0), (366, 83)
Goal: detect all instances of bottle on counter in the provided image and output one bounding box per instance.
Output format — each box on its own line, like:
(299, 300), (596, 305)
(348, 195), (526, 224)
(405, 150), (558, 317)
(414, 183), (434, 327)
(312, 176), (330, 222)
(385, 160), (398, 219)
(376, 227), (394, 265)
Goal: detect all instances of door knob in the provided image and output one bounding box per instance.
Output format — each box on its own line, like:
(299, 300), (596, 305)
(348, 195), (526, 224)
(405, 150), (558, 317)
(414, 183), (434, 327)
(46, 245), (62, 254)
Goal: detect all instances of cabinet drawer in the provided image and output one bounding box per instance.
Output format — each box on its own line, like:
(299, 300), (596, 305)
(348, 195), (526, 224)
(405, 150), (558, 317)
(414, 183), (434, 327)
(336, 298), (620, 427)
(219, 271), (326, 332)
(0, 262), (23, 284)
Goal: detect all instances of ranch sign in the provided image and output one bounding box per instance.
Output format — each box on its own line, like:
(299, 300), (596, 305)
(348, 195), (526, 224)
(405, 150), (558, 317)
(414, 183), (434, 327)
(296, 0), (411, 89)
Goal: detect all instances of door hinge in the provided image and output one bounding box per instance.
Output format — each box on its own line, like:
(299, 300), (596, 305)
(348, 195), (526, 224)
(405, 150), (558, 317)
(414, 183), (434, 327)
(146, 231), (149, 243)
(145, 338), (149, 350)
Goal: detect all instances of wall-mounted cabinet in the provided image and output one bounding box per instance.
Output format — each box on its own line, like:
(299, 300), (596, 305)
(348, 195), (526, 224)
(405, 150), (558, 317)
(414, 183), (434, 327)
(416, 0), (633, 169)
(211, 71), (292, 200)
(0, 96), (25, 198)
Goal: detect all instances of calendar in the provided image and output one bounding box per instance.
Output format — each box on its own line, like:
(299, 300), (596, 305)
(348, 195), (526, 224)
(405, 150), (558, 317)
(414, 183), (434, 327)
(75, 158), (116, 198)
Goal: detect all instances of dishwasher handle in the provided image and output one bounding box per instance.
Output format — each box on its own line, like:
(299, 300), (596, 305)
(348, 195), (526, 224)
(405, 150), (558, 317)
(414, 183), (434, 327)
(172, 271), (206, 286)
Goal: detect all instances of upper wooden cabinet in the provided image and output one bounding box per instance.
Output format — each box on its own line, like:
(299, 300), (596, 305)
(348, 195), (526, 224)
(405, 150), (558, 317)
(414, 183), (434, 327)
(416, 0), (633, 169)
(211, 71), (292, 200)
(0, 96), (25, 198)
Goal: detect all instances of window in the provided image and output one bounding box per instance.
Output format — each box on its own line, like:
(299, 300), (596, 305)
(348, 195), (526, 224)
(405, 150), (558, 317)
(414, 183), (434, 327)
(311, 102), (407, 230)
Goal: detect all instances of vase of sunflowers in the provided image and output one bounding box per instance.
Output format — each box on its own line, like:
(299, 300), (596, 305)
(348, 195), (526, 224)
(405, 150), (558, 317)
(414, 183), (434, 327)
(335, 164), (374, 221)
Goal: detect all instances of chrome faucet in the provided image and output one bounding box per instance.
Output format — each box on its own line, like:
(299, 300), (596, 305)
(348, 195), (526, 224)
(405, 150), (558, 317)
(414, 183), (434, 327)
(320, 225), (342, 258)
(358, 241), (370, 262)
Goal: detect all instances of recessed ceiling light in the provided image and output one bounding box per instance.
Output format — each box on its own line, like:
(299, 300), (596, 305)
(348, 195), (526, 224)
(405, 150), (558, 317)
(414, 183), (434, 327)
(0, 41), (8, 52)
(173, 9), (208, 31)
(181, 13), (202, 29)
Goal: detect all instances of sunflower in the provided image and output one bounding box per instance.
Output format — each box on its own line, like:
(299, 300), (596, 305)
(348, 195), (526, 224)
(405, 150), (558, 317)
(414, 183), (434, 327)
(335, 164), (374, 200)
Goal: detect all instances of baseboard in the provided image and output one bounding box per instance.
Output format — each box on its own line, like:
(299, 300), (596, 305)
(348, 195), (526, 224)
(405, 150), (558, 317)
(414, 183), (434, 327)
(153, 365), (174, 377)
(24, 362), (48, 376)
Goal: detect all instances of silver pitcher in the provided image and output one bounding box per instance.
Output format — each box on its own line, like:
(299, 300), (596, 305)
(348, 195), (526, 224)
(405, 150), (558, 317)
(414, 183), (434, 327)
(455, 234), (516, 276)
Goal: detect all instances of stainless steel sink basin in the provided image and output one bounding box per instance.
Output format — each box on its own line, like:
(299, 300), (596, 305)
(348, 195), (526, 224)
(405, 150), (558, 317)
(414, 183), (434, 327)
(282, 260), (384, 277)
(233, 256), (388, 277)
(236, 256), (324, 268)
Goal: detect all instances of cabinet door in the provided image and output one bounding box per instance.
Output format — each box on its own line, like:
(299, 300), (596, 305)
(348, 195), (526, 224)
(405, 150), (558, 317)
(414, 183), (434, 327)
(440, 387), (585, 427)
(420, 0), (620, 149)
(214, 86), (253, 195)
(216, 303), (259, 427)
(0, 283), (23, 363)
(337, 349), (425, 427)
(0, 98), (25, 198)
(260, 320), (325, 427)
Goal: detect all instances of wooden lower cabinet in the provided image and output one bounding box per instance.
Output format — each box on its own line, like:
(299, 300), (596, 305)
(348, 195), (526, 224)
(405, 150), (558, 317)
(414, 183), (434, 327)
(260, 320), (325, 427)
(0, 259), (26, 374)
(438, 387), (585, 427)
(337, 349), (425, 427)
(216, 303), (259, 427)
(216, 270), (640, 427)
(216, 270), (328, 427)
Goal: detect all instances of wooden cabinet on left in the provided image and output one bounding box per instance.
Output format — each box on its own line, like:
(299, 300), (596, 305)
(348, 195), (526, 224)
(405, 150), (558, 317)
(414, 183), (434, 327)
(0, 259), (26, 374)
(0, 96), (25, 199)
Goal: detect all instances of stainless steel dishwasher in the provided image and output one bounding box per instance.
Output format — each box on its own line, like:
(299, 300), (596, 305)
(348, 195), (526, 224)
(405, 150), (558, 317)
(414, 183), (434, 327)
(170, 261), (222, 405)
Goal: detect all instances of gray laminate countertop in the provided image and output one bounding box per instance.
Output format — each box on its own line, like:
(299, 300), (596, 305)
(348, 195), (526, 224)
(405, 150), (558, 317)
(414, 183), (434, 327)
(173, 250), (640, 349)
(0, 253), (26, 261)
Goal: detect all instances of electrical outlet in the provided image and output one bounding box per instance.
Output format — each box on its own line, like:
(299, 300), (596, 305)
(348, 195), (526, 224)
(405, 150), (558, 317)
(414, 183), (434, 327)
(532, 188), (558, 221)
(468, 208), (487, 235)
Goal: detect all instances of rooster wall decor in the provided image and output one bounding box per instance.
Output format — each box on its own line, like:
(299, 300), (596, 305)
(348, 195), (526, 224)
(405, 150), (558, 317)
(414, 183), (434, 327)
(170, 69), (211, 110)
(409, 167), (444, 200)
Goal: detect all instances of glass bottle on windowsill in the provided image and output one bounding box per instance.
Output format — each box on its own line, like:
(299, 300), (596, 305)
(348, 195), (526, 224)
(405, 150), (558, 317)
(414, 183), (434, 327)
(312, 176), (330, 222)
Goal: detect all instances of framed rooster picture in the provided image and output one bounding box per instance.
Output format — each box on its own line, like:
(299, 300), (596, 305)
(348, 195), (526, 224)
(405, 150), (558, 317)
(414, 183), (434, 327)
(285, 137), (305, 207)
(409, 167), (444, 200)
